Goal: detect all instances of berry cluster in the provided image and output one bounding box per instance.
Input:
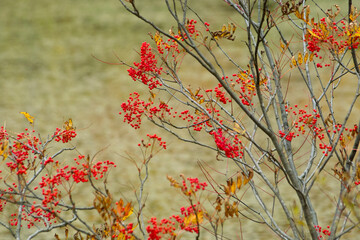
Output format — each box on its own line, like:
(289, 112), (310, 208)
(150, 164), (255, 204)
(128, 42), (163, 90)
(306, 18), (359, 54)
(146, 203), (202, 240)
(211, 128), (243, 159)
(120, 92), (150, 129)
(314, 225), (331, 239)
(0, 121), (117, 232)
(54, 127), (77, 143)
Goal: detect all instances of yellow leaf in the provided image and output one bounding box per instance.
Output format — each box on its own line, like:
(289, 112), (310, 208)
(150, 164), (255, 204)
(183, 212), (203, 226)
(291, 56), (297, 67)
(309, 53), (315, 62)
(153, 31), (162, 46)
(306, 6), (310, 23)
(242, 170), (253, 186)
(223, 184), (230, 195)
(195, 109), (202, 115)
(294, 10), (302, 20)
(167, 175), (181, 188)
(340, 138), (346, 148)
(194, 88), (200, 97)
(297, 53), (303, 65)
(352, 32), (360, 38)
(20, 112), (34, 124)
(233, 122), (243, 135)
(226, 178), (236, 195)
(0, 140), (8, 157)
(303, 52), (309, 63)
(64, 118), (74, 131)
(280, 41), (285, 50)
(230, 181), (236, 194)
(293, 202), (300, 216)
(307, 29), (321, 40)
(149, 91), (156, 99)
(224, 200), (238, 218)
(232, 201), (239, 217)
(232, 23), (236, 32)
(350, 13), (354, 22)
(236, 174), (242, 189)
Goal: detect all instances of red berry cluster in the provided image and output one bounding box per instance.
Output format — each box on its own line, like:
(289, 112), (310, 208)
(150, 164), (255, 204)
(120, 92), (150, 129)
(2, 127), (42, 175)
(285, 104), (359, 156)
(152, 31), (182, 58)
(305, 18), (358, 53)
(0, 193), (6, 213)
(120, 91), (179, 130)
(147, 101), (173, 120)
(284, 104), (323, 143)
(148, 176), (208, 239)
(279, 130), (295, 142)
(0, 123), (117, 231)
(210, 128), (243, 159)
(113, 222), (134, 240)
(146, 217), (176, 240)
(314, 225), (331, 239)
(214, 83), (230, 104)
(121, 41), (268, 161)
(143, 134), (167, 150)
(179, 177), (208, 196)
(211, 69), (265, 107)
(173, 19), (200, 41)
(54, 127), (77, 143)
(128, 42), (163, 90)
(187, 177), (208, 191)
(179, 204), (201, 233)
(146, 203), (202, 240)
(90, 159), (116, 180)
(305, 17), (360, 68)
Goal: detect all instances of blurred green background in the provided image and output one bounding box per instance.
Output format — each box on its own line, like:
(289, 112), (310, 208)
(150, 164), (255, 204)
(0, 0), (358, 239)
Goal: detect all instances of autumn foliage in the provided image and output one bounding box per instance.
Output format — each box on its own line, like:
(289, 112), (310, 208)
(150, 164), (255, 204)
(1, 0), (360, 239)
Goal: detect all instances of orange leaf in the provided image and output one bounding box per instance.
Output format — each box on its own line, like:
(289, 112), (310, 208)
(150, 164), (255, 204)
(242, 170), (253, 186)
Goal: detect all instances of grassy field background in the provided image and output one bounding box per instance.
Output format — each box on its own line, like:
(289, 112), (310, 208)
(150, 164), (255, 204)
(1, 0), (359, 239)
